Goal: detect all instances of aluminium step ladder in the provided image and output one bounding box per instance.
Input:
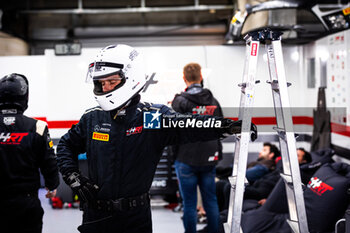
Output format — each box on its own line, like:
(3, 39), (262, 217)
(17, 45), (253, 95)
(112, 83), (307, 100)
(224, 28), (309, 233)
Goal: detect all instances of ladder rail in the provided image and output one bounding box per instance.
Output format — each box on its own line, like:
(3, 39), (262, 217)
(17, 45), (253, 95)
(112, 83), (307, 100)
(266, 39), (309, 233)
(266, 40), (299, 220)
(225, 43), (250, 233)
(225, 39), (260, 233)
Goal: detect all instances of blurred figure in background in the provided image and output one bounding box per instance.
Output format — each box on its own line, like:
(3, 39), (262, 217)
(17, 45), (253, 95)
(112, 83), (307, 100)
(297, 147), (312, 165)
(246, 142), (280, 184)
(172, 63), (223, 233)
(0, 73), (59, 233)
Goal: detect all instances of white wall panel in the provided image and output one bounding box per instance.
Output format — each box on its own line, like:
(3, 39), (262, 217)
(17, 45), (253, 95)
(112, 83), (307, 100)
(138, 46), (206, 105)
(0, 45), (308, 120)
(0, 56), (47, 118)
(313, 29), (350, 149)
(0, 35), (349, 147)
(45, 49), (99, 121)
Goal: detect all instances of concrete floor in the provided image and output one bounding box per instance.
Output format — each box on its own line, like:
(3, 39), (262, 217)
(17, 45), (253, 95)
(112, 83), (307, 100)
(39, 189), (206, 233)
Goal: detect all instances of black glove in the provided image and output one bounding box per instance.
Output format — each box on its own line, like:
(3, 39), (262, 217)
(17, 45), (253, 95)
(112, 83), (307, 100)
(63, 172), (99, 204)
(222, 119), (258, 142)
(250, 123), (258, 142)
(222, 119), (242, 135)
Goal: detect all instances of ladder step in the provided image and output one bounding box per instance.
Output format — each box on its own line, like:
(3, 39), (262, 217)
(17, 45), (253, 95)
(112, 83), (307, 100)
(286, 219), (299, 233)
(280, 173), (292, 185)
(228, 176), (249, 186)
(273, 127), (299, 140)
(238, 82), (247, 88)
(238, 80), (261, 88)
(266, 80), (292, 88)
(273, 127), (287, 140)
(273, 126), (285, 133)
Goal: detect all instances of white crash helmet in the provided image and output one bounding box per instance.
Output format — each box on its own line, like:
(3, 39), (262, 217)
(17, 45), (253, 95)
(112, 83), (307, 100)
(86, 44), (147, 111)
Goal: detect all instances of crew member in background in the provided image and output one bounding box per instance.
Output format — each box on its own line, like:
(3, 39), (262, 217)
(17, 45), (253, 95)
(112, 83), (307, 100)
(171, 63), (223, 233)
(56, 44), (256, 233)
(256, 147), (313, 206)
(246, 142), (281, 184)
(297, 147), (312, 165)
(0, 73), (59, 233)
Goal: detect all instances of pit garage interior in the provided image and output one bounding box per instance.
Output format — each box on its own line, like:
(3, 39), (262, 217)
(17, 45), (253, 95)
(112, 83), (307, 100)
(1, 0), (350, 233)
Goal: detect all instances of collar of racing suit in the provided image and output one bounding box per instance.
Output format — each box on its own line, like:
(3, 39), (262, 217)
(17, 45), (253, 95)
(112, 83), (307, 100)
(110, 94), (141, 122)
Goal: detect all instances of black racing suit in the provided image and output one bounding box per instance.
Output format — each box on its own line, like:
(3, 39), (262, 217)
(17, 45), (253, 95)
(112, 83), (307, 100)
(56, 95), (227, 233)
(0, 109), (59, 233)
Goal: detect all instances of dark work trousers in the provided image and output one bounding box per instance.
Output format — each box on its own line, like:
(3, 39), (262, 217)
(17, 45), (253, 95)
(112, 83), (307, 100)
(78, 202), (152, 233)
(0, 194), (44, 233)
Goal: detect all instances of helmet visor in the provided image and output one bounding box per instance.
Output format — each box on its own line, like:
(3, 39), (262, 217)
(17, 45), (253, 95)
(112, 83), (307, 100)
(86, 62), (124, 83)
(93, 75), (125, 95)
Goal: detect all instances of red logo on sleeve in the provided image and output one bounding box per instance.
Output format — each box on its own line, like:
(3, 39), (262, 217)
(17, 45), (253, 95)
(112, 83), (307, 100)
(0, 132), (29, 144)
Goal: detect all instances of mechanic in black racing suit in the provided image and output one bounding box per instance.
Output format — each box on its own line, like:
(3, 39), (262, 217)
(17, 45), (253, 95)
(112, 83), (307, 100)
(0, 73), (59, 233)
(56, 44), (257, 233)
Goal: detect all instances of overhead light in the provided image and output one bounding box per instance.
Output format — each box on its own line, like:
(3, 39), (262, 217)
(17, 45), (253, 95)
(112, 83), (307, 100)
(317, 48), (329, 62)
(291, 51), (299, 62)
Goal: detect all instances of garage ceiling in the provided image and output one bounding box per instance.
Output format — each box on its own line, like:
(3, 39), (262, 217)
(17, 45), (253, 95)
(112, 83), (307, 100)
(2, 1), (233, 39)
(0, 0), (348, 54)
